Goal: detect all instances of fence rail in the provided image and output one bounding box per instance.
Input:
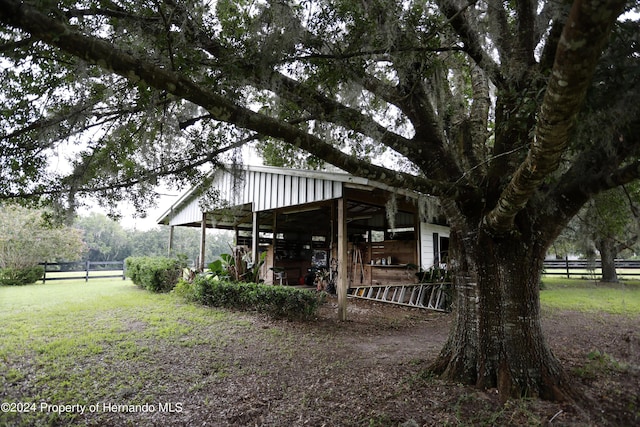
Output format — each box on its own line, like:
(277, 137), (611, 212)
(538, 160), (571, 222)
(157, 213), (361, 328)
(40, 261), (126, 283)
(543, 259), (640, 279)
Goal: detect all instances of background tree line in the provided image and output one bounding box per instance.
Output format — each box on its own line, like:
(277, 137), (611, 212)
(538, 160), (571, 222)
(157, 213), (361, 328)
(74, 212), (233, 264)
(0, 205), (232, 281)
(551, 183), (640, 282)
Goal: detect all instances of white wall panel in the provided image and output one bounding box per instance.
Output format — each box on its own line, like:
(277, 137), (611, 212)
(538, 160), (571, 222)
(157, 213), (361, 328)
(419, 222), (450, 269)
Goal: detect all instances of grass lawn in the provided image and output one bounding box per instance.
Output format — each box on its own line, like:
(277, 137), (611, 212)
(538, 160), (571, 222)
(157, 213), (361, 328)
(540, 277), (640, 315)
(1, 277), (638, 426)
(0, 279), (243, 426)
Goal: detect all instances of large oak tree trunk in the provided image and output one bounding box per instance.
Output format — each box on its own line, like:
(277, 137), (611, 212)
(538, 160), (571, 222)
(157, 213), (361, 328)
(431, 222), (580, 401)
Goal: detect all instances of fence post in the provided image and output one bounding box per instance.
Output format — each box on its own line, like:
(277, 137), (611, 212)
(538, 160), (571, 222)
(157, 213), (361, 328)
(565, 256), (570, 279)
(85, 260), (90, 282)
(42, 262), (47, 284)
(122, 260), (126, 280)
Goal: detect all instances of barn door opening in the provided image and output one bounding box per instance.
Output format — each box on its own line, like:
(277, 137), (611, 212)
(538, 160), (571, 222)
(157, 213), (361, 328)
(433, 233), (450, 266)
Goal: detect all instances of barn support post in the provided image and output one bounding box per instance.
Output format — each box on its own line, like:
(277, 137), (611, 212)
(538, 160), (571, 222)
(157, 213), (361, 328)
(337, 197), (348, 321)
(329, 202), (336, 284)
(168, 225), (175, 256)
(199, 212), (207, 271)
(252, 210), (259, 265)
(271, 212), (278, 284)
(414, 213), (421, 268)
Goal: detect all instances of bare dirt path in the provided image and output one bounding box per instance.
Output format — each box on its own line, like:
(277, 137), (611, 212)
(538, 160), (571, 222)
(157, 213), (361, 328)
(147, 296), (638, 426)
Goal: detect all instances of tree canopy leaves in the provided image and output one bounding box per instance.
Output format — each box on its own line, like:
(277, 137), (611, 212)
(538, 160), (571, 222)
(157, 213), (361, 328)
(0, 0), (637, 237)
(0, 204), (85, 269)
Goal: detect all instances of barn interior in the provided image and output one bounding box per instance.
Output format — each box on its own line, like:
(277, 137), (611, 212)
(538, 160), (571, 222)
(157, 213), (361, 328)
(202, 186), (447, 286)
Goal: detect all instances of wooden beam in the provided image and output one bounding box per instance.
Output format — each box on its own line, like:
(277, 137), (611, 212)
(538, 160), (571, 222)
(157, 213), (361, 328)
(168, 225), (174, 256)
(252, 210), (259, 265)
(330, 201), (336, 284)
(344, 187), (418, 213)
(272, 211), (277, 284)
(337, 197), (348, 321)
(414, 213), (421, 267)
(199, 212), (207, 271)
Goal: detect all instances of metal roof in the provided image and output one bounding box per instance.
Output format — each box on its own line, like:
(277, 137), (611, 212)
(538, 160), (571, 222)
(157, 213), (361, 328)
(157, 165), (428, 228)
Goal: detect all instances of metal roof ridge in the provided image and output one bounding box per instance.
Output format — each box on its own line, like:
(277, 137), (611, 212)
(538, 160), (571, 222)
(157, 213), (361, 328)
(156, 164), (425, 225)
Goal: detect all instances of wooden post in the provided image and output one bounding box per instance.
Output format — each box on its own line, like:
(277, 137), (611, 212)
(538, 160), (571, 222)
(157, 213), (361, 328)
(271, 212), (277, 284)
(252, 210), (259, 265)
(414, 212), (421, 267)
(168, 225), (175, 256)
(329, 202), (336, 284)
(337, 197), (348, 321)
(199, 212), (207, 271)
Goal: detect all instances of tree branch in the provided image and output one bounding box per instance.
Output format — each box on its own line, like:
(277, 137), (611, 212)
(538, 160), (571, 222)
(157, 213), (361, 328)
(0, 36), (34, 53)
(514, 0), (537, 65)
(175, 17), (420, 162)
(0, 0), (469, 200)
(621, 184), (640, 219)
(483, 0), (627, 234)
(436, 0), (503, 85)
(486, 0), (512, 62)
(291, 45), (465, 61)
(537, 4), (571, 73)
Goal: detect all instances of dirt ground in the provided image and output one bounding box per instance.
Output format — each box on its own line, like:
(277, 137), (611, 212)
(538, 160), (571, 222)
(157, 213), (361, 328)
(81, 294), (639, 427)
(17, 297), (628, 427)
(299, 297), (640, 427)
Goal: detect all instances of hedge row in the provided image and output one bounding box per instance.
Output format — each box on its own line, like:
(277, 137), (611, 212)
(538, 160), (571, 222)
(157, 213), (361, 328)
(0, 266), (45, 286)
(125, 256), (185, 293)
(173, 275), (326, 321)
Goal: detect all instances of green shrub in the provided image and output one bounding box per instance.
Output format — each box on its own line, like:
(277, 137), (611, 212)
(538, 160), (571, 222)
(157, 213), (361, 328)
(172, 278), (198, 302)
(125, 256), (185, 293)
(176, 276), (326, 321)
(0, 266), (45, 286)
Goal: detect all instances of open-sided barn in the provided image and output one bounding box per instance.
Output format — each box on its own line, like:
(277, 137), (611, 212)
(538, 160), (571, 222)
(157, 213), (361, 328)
(157, 165), (450, 318)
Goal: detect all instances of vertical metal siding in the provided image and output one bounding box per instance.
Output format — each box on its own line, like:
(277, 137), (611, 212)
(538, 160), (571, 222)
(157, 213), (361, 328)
(324, 180), (333, 199)
(315, 179), (323, 200)
(298, 176), (306, 202)
(306, 178), (315, 200)
(291, 176), (300, 206)
(243, 170), (252, 203)
(251, 173), (260, 210)
(278, 174), (286, 207)
(173, 168), (345, 223)
(169, 197), (202, 225)
(284, 175), (292, 205)
(268, 173), (276, 210)
(261, 173), (268, 210)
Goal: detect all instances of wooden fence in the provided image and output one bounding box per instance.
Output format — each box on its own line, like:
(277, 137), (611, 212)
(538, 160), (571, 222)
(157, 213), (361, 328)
(40, 261), (126, 283)
(543, 259), (640, 279)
